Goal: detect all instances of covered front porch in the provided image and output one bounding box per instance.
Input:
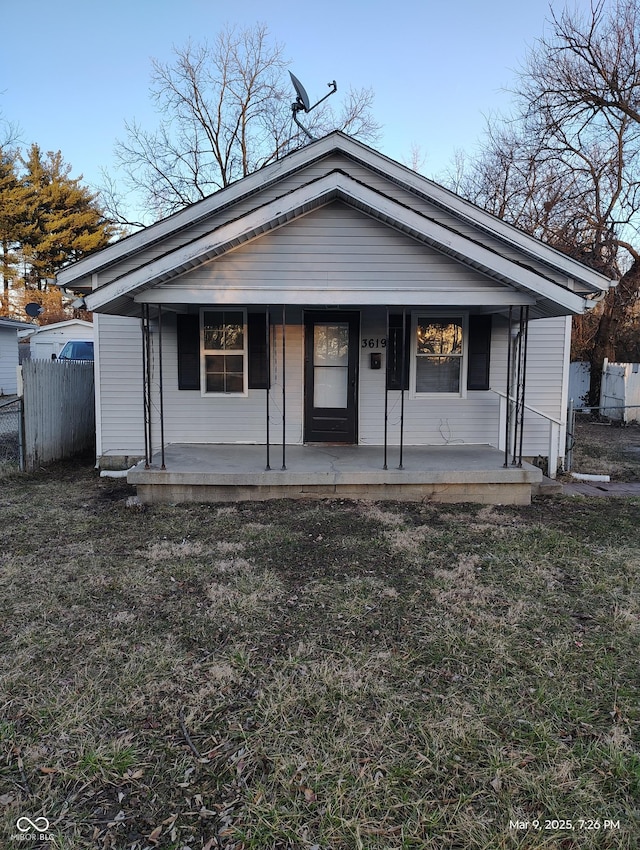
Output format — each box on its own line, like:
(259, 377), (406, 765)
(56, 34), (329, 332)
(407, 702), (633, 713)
(128, 442), (543, 505)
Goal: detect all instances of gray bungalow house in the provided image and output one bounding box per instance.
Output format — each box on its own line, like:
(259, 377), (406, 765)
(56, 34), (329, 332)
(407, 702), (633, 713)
(57, 133), (612, 504)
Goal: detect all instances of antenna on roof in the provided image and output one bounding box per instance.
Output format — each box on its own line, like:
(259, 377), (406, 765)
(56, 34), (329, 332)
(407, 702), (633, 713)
(290, 72), (337, 142)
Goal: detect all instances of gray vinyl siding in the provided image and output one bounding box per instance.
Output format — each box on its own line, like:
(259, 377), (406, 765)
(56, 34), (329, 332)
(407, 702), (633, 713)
(97, 307), (566, 461)
(168, 202), (504, 294)
(0, 327), (18, 395)
(96, 314), (145, 457)
(358, 309), (505, 447)
(520, 316), (569, 455)
(151, 312), (305, 447)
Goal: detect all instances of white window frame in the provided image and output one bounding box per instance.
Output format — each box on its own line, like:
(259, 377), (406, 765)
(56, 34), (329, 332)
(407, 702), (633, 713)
(200, 307), (248, 397)
(410, 311), (468, 399)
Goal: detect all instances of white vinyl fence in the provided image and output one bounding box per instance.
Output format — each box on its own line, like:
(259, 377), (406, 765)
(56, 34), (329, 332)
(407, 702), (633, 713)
(21, 360), (95, 470)
(568, 361), (591, 409)
(599, 358), (640, 423)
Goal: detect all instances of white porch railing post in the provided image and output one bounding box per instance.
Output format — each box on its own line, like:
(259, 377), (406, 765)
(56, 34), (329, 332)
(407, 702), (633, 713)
(498, 394), (507, 452)
(547, 422), (559, 479)
(492, 388), (563, 479)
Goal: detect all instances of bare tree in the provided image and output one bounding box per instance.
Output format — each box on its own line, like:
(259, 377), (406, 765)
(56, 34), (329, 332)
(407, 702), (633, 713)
(449, 1), (640, 403)
(110, 23), (380, 224)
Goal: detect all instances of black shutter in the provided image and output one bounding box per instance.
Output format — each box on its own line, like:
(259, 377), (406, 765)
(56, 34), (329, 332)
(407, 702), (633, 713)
(176, 313), (200, 390)
(248, 311), (269, 389)
(467, 315), (492, 391)
(386, 313), (410, 390)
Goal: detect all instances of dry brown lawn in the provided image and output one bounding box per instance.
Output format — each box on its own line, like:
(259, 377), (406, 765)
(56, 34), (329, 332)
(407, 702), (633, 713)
(0, 439), (638, 849)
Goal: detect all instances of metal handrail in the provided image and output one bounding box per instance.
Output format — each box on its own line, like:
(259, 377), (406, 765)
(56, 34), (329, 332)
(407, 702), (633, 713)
(491, 388), (563, 426)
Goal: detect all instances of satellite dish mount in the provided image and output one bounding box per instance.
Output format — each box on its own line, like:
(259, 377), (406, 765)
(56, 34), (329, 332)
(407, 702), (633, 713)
(290, 72), (337, 141)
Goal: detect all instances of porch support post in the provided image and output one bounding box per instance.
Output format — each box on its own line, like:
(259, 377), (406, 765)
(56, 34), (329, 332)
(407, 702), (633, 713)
(516, 305), (530, 467)
(141, 304), (151, 469)
(265, 306), (271, 471)
(157, 305), (166, 469)
(512, 307), (524, 465)
(398, 306), (406, 470)
(281, 305), (286, 470)
(503, 306), (513, 468)
(383, 306), (389, 470)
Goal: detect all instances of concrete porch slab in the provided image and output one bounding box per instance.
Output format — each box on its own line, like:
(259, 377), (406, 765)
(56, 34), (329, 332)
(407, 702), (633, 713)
(128, 443), (542, 505)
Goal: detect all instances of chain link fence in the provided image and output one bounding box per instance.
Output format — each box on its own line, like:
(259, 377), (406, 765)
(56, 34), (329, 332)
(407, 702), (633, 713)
(0, 397), (23, 469)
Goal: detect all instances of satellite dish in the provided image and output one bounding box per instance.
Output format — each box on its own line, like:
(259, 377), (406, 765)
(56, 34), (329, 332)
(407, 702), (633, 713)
(289, 72), (311, 112)
(25, 302), (44, 318)
(289, 71), (337, 142)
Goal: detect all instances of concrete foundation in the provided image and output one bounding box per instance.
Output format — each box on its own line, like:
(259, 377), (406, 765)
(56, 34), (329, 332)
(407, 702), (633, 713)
(128, 443), (542, 505)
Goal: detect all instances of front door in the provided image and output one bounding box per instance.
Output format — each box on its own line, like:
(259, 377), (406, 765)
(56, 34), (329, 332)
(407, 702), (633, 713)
(304, 312), (359, 443)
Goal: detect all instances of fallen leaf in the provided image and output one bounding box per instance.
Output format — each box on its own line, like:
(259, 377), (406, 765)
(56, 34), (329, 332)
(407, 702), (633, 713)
(0, 793), (14, 806)
(303, 787), (317, 802)
(125, 768), (144, 780)
(490, 774), (502, 791)
(39, 767), (58, 774)
(147, 825), (162, 843)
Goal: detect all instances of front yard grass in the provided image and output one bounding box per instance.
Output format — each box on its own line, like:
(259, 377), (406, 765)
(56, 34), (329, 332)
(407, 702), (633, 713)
(0, 462), (638, 849)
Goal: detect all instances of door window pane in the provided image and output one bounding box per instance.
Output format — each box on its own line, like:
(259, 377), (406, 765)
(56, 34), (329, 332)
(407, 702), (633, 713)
(314, 324), (349, 366)
(313, 322), (349, 408)
(314, 366), (348, 408)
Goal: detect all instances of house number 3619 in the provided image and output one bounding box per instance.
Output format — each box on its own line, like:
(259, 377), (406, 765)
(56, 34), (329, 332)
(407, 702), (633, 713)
(361, 338), (387, 348)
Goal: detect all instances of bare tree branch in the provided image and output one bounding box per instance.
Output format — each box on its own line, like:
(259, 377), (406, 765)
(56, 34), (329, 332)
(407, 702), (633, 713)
(108, 23), (381, 225)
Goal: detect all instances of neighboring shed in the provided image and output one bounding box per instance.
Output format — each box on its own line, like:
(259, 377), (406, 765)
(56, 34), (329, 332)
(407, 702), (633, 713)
(0, 318), (36, 396)
(57, 133), (614, 504)
(22, 319), (94, 360)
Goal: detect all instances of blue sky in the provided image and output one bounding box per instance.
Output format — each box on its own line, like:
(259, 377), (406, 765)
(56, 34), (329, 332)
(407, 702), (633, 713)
(3, 0), (567, 208)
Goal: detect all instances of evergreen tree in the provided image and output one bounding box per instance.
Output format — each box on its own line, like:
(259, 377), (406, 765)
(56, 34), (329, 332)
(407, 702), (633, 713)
(20, 144), (115, 288)
(0, 148), (30, 312)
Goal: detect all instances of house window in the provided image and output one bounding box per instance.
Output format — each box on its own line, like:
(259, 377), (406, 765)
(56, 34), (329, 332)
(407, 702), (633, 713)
(201, 309), (247, 394)
(414, 315), (466, 395)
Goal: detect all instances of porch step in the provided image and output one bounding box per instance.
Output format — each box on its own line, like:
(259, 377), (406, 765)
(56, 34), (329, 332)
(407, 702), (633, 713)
(532, 475), (563, 497)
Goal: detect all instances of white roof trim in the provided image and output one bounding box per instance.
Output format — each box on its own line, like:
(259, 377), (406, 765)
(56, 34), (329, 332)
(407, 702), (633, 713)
(85, 171), (588, 315)
(60, 133), (612, 295)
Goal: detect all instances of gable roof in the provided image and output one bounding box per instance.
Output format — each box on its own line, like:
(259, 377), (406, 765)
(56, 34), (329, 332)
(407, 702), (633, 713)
(57, 132), (613, 317)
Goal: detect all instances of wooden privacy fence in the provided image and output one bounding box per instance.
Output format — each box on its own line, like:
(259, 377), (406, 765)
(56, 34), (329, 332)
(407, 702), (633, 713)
(21, 360), (95, 471)
(599, 358), (640, 423)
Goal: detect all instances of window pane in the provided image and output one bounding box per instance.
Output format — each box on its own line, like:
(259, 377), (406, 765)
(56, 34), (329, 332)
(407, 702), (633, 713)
(205, 354), (224, 374)
(224, 313), (244, 350)
(205, 354), (244, 394)
(203, 311), (244, 350)
(416, 356), (460, 393)
(206, 372), (225, 393)
(417, 319), (462, 355)
(225, 355), (243, 373)
(314, 323), (349, 366)
(225, 373), (244, 393)
(203, 313), (226, 350)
